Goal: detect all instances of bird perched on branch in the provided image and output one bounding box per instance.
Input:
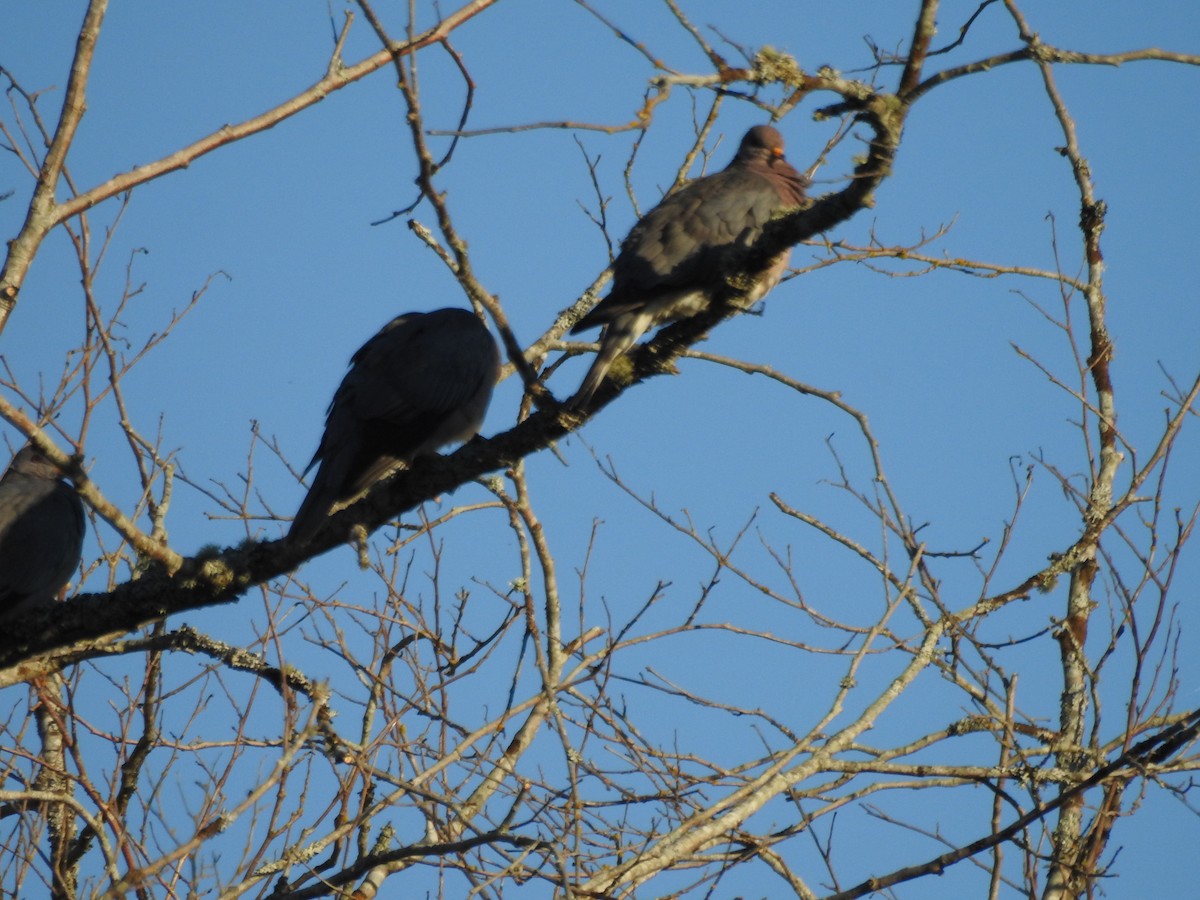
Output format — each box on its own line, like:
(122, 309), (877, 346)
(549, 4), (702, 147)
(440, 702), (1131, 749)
(289, 307), (500, 546)
(570, 124), (809, 406)
(0, 444), (85, 622)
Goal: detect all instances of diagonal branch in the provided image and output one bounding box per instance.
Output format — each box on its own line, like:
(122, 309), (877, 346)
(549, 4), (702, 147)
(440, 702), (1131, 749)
(823, 708), (1200, 900)
(0, 0), (107, 333)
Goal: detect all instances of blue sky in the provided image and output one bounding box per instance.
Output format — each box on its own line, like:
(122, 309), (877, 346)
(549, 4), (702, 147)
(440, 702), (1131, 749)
(2, 1), (1199, 895)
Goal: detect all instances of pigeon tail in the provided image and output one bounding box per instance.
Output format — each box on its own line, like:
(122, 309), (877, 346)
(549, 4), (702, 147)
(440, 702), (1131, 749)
(288, 464), (345, 546)
(569, 309), (655, 407)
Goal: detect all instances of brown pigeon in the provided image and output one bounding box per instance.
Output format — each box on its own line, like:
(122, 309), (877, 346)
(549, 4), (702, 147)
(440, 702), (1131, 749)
(0, 444), (85, 622)
(570, 124), (809, 405)
(289, 307), (500, 545)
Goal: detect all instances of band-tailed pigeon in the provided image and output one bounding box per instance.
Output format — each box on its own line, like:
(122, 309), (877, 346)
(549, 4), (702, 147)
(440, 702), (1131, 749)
(289, 307), (500, 545)
(0, 444), (85, 622)
(570, 124), (809, 405)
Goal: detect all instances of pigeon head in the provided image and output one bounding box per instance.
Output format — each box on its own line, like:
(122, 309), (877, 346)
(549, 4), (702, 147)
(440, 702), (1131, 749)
(736, 125), (788, 164)
(7, 445), (68, 482)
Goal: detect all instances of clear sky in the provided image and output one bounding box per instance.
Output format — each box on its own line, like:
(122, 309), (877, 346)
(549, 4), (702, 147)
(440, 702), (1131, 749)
(1, 1), (1198, 895)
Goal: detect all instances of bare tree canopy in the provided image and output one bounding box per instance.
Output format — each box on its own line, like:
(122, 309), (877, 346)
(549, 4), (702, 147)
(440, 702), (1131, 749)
(0, 1), (1198, 897)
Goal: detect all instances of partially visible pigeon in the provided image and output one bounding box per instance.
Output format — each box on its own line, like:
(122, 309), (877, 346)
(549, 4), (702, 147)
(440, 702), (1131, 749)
(570, 124), (809, 405)
(0, 444), (85, 622)
(289, 308), (500, 545)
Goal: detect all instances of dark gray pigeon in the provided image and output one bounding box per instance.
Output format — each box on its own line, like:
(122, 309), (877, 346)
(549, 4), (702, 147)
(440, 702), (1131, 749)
(0, 444), (85, 622)
(289, 307), (500, 545)
(570, 124), (809, 405)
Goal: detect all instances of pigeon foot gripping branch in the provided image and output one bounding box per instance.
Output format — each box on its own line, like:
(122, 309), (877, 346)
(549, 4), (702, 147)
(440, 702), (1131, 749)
(570, 125), (809, 406)
(288, 307), (501, 546)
